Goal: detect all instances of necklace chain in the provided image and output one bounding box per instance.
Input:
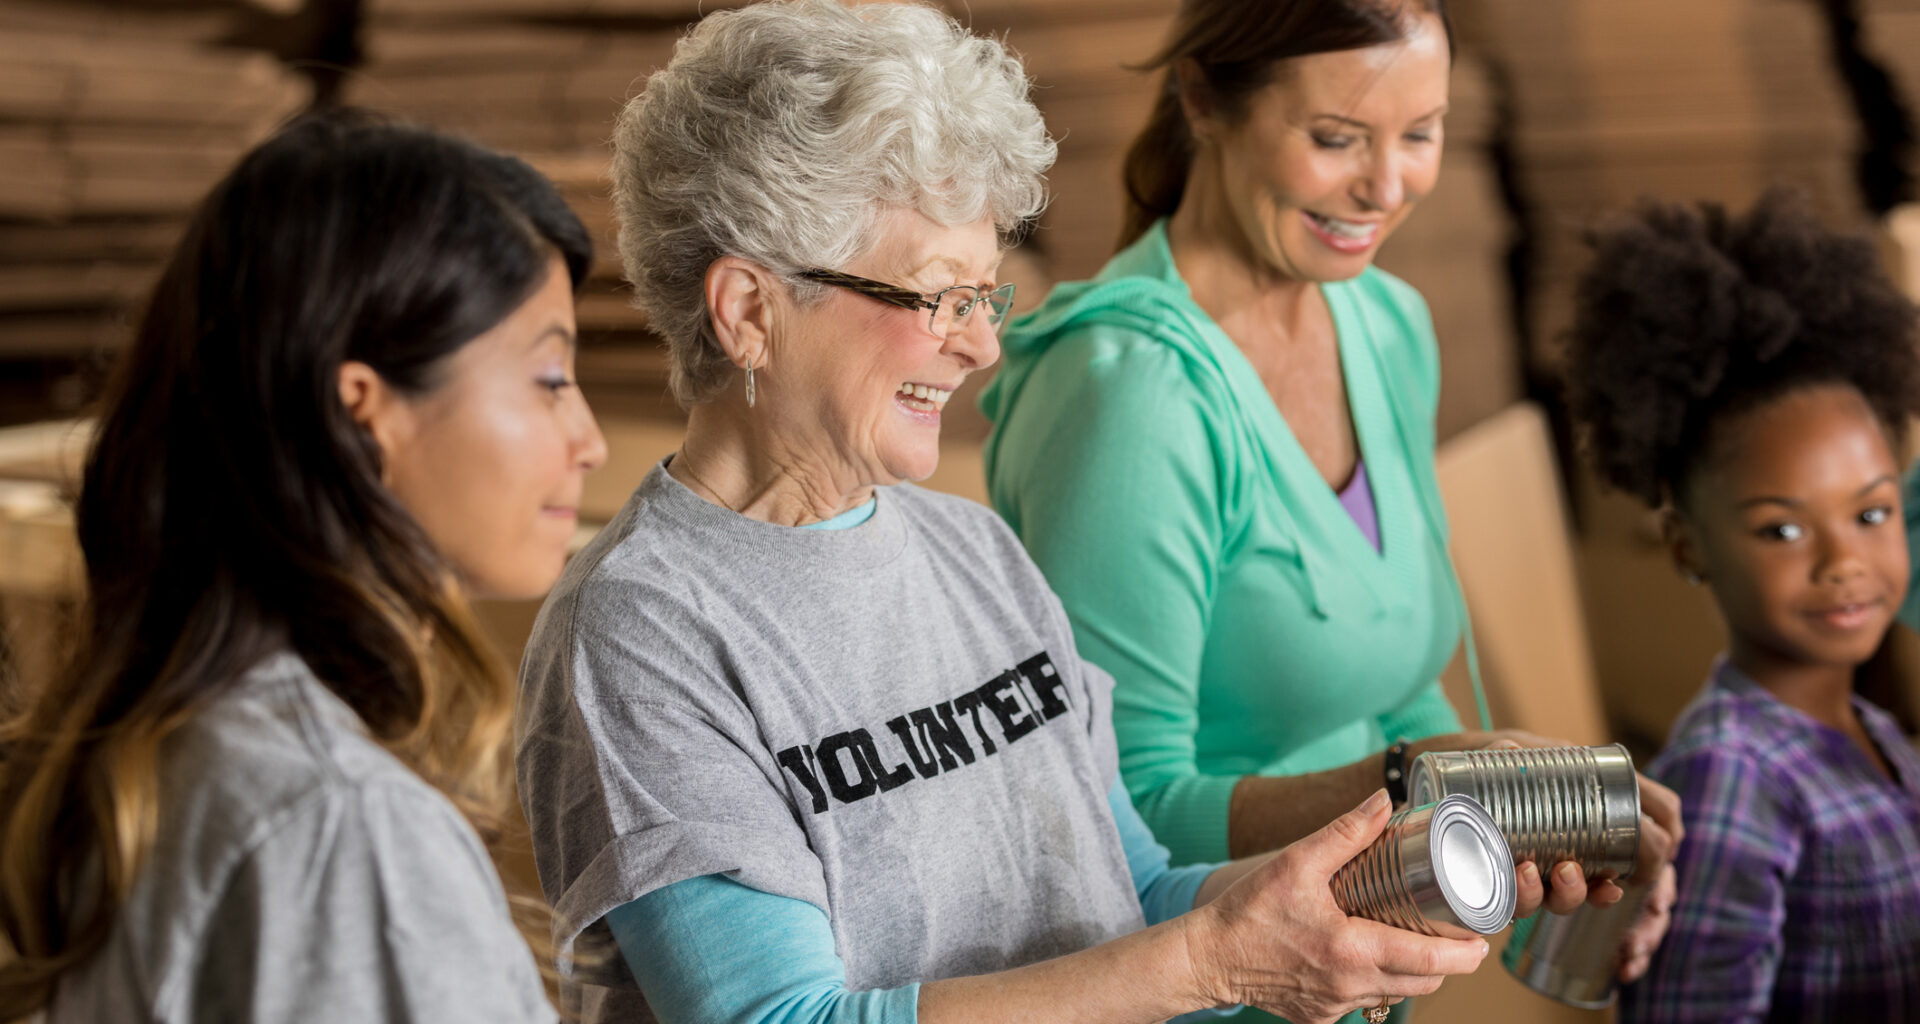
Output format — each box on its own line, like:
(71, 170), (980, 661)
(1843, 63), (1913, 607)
(676, 450), (740, 514)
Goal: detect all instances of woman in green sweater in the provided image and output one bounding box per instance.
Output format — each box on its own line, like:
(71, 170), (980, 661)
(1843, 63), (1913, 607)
(981, 1), (1679, 1011)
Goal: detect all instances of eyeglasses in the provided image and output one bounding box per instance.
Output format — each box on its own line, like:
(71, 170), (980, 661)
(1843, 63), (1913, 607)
(796, 268), (1015, 339)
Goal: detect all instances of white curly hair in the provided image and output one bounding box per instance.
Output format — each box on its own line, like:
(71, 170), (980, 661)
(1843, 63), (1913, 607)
(612, 0), (1056, 405)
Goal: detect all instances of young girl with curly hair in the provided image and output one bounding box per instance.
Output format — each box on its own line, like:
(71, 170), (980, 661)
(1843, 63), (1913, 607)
(1566, 189), (1920, 1022)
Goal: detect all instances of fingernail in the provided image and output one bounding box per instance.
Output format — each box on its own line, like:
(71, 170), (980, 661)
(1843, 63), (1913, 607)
(1522, 862), (1540, 883)
(1365, 787), (1390, 814)
(1558, 864), (1582, 886)
(1479, 941), (1490, 957)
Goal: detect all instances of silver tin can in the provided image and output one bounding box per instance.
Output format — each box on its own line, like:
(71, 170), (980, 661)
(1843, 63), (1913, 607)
(1408, 743), (1641, 878)
(1502, 878), (1653, 1008)
(1332, 794), (1517, 938)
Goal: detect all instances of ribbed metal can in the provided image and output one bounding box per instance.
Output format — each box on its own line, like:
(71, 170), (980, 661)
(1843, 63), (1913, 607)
(1332, 794), (1517, 938)
(1408, 743), (1641, 878)
(1502, 877), (1654, 1008)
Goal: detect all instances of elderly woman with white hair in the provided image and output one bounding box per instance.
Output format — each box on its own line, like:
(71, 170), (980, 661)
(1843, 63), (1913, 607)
(514, 3), (1489, 1023)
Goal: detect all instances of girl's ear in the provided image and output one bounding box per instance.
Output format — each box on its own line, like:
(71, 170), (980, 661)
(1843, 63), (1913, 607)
(1661, 506), (1708, 585)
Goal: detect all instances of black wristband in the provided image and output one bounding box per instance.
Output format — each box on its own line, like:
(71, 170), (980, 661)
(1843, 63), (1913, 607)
(1382, 738), (1411, 807)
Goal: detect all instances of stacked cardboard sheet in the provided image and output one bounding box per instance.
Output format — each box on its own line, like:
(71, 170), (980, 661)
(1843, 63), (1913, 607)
(1451, 0), (1862, 368)
(347, 0), (711, 418)
(0, 0), (310, 362)
(1861, 0), (1920, 207)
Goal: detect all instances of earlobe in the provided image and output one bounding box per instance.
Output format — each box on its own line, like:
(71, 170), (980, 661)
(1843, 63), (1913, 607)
(704, 256), (774, 372)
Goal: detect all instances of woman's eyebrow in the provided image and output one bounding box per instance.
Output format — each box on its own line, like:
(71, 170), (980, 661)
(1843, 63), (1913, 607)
(1310, 102), (1448, 128)
(524, 323), (577, 353)
(905, 254), (1003, 286)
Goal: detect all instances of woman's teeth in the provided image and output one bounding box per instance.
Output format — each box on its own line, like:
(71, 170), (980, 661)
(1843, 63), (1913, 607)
(897, 383), (952, 410)
(1308, 212), (1378, 241)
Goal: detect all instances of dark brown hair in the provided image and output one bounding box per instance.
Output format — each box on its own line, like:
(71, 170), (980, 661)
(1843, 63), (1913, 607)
(1117, 0), (1452, 251)
(0, 109), (590, 1014)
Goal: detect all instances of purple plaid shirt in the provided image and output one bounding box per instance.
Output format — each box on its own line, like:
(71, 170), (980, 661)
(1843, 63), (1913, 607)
(1620, 658), (1920, 1023)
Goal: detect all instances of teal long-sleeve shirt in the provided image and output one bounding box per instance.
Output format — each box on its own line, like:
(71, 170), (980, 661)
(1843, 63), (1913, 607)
(979, 220), (1467, 869)
(605, 779), (1217, 1024)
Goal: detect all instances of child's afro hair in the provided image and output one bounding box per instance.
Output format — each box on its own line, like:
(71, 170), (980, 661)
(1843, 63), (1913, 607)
(1564, 188), (1920, 509)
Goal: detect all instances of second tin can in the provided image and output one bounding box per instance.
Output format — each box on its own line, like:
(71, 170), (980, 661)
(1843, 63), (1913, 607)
(1408, 743), (1641, 878)
(1502, 876), (1654, 1008)
(1332, 794), (1518, 938)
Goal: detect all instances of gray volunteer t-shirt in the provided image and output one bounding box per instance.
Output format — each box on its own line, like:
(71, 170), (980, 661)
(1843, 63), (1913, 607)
(516, 463), (1146, 1022)
(49, 652), (555, 1024)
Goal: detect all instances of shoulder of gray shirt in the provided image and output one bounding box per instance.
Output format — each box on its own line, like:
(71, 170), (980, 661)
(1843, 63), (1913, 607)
(161, 652), (459, 845)
(53, 652), (550, 1023)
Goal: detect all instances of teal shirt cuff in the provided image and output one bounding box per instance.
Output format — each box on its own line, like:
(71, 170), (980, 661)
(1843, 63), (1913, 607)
(1107, 782), (1240, 1022)
(1108, 778), (1214, 924)
(607, 875), (919, 1024)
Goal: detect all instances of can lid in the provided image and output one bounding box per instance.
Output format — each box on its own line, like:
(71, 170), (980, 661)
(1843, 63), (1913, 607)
(1409, 760), (1438, 806)
(1406, 751), (1462, 807)
(1431, 794), (1517, 934)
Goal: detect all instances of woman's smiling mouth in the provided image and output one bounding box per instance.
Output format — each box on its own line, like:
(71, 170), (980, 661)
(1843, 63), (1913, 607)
(1302, 211), (1382, 253)
(896, 382), (954, 413)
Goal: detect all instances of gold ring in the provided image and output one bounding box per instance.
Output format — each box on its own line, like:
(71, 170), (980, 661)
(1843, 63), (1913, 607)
(1362, 998), (1391, 1023)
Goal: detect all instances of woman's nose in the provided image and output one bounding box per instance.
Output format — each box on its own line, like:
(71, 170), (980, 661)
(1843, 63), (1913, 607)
(573, 398), (609, 472)
(946, 306), (1002, 371)
(1355, 149), (1405, 212)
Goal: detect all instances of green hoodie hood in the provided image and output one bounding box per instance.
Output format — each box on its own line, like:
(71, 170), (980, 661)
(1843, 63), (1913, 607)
(980, 221), (1367, 619)
(980, 222), (1235, 458)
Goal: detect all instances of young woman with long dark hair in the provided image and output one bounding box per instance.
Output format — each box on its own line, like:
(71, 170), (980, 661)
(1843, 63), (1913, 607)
(0, 108), (605, 1022)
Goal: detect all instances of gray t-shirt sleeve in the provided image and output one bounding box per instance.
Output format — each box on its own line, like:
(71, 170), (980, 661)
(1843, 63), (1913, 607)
(519, 589), (828, 978)
(181, 778), (555, 1024)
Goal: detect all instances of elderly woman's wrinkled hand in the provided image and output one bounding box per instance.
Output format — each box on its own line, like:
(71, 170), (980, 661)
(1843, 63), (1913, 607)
(1184, 790), (1489, 1024)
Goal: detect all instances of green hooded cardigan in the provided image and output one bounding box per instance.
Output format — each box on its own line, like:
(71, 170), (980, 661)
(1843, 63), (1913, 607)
(981, 221), (1471, 870)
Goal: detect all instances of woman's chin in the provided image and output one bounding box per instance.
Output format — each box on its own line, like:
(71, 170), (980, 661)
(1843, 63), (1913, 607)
(455, 550), (571, 603)
(876, 448), (941, 487)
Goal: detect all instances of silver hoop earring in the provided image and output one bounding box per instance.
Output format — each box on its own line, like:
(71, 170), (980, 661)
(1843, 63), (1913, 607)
(745, 361), (756, 408)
